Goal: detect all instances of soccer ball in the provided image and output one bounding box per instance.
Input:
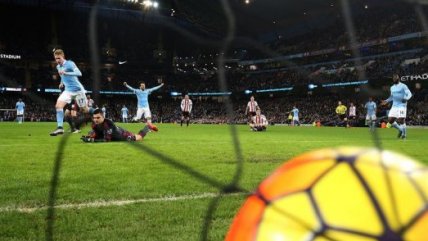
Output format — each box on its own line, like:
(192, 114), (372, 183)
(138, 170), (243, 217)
(225, 147), (428, 241)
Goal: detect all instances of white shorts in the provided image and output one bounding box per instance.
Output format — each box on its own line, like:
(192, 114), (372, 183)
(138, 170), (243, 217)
(58, 90), (87, 108)
(122, 115), (128, 119)
(293, 117), (299, 121)
(134, 107), (151, 120)
(16, 110), (24, 115)
(366, 114), (377, 121)
(388, 106), (407, 119)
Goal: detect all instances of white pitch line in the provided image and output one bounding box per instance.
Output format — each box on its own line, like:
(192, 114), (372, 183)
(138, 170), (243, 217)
(0, 192), (247, 214)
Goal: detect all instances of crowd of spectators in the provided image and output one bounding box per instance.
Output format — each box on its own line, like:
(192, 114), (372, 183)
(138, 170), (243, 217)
(1, 87), (427, 126)
(1, 0), (427, 126)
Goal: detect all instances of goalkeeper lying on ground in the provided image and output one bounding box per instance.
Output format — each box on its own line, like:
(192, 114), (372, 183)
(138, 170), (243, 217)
(81, 108), (150, 142)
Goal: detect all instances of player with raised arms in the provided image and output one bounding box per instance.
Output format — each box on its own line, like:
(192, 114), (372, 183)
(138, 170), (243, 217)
(123, 81), (164, 131)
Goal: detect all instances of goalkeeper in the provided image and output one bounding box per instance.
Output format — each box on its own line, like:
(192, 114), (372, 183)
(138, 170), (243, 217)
(81, 108), (150, 142)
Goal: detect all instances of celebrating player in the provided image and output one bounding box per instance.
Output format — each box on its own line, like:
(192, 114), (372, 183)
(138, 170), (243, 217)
(123, 81), (164, 131)
(50, 49), (89, 136)
(180, 94), (193, 127)
(381, 73), (412, 139)
(81, 108), (150, 142)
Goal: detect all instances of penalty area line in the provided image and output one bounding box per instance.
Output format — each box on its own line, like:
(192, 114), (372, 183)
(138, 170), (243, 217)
(0, 192), (248, 213)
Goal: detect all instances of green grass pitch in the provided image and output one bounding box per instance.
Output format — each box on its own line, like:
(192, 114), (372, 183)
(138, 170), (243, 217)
(0, 122), (427, 241)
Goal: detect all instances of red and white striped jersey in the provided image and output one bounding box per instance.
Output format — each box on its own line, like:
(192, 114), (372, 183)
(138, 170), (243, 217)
(252, 114), (268, 126)
(181, 99), (193, 112)
(246, 100), (258, 113)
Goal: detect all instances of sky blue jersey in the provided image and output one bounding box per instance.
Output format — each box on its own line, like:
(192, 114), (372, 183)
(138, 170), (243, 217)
(57, 60), (85, 92)
(365, 101), (377, 116)
(125, 84), (163, 108)
(292, 108), (299, 117)
(16, 101), (25, 111)
(121, 107), (128, 116)
(385, 82), (412, 108)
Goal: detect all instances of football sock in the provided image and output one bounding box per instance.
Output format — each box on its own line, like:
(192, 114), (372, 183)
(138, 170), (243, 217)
(138, 125), (150, 138)
(56, 109), (64, 128)
(66, 116), (74, 129)
(391, 121), (403, 132)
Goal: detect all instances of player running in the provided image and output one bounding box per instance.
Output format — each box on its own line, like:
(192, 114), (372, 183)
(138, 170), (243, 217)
(50, 49), (89, 136)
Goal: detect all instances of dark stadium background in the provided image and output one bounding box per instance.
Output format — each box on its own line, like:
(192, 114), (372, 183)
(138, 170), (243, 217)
(0, 0), (426, 124)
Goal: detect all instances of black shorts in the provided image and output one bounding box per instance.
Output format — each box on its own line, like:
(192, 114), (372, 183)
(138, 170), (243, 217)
(64, 102), (79, 112)
(338, 114), (346, 120)
(248, 112), (256, 117)
(254, 126), (267, 131)
(182, 111), (190, 118)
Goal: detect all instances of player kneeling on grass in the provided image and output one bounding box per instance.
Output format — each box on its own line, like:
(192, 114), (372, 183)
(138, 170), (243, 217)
(81, 108), (150, 143)
(249, 108), (268, 132)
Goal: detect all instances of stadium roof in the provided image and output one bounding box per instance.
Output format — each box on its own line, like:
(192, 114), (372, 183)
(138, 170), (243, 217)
(0, 0), (410, 40)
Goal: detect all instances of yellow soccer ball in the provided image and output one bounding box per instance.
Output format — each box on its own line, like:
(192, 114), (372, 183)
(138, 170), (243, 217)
(225, 147), (428, 241)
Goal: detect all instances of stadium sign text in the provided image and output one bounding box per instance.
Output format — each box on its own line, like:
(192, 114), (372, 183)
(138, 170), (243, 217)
(0, 54), (21, 59)
(401, 73), (428, 81)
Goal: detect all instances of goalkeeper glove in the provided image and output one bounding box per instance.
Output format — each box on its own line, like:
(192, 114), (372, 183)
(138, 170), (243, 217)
(80, 136), (94, 143)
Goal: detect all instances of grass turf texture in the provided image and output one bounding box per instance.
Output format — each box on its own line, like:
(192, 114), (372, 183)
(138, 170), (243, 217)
(0, 122), (427, 241)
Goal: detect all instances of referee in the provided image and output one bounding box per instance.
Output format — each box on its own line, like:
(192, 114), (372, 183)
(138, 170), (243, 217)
(335, 101), (348, 127)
